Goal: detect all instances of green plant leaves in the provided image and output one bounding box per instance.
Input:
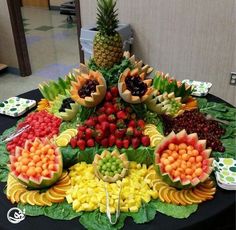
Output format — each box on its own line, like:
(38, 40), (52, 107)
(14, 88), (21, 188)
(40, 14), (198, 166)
(152, 200), (198, 219)
(18, 202), (82, 220)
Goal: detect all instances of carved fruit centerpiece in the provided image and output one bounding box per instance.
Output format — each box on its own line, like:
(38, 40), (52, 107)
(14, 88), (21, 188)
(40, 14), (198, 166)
(70, 71), (107, 107)
(49, 95), (79, 121)
(93, 149), (129, 183)
(118, 68), (153, 104)
(9, 138), (63, 189)
(154, 129), (213, 189)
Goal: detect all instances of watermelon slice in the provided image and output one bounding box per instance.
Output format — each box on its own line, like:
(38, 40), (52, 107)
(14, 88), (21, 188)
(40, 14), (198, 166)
(154, 129), (213, 189)
(9, 138), (63, 189)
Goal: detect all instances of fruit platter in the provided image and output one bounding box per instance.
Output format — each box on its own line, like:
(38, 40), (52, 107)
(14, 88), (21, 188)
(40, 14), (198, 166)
(0, 0), (235, 229)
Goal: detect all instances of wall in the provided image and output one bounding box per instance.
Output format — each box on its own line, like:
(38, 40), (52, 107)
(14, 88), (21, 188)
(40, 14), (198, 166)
(80, 0), (236, 105)
(0, 0), (18, 68)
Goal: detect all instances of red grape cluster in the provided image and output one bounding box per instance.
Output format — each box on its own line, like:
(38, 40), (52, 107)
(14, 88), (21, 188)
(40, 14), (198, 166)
(162, 110), (225, 152)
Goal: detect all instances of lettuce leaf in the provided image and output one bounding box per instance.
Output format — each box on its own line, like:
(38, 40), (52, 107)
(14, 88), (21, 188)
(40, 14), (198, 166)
(152, 200), (198, 218)
(79, 210), (126, 230)
(18, 202), (82, 220)
(126, 201), (157, 224)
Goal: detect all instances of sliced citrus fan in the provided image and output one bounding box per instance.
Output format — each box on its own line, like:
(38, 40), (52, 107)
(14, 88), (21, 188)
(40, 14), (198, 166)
(143, 124), (164, 147)
(6, 171), (71, 206)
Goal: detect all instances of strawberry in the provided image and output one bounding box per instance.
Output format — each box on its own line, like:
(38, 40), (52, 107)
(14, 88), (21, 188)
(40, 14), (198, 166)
(116, 119), (125, 128)
(116, 139), (123, 149)
(108, 135), (116, 147)
(108, 114), (116, 123)
(137, 119), (145, 129)
(132, 137), (140, 149)
(98, 114), (107, 123)
(95, 129), (104, 140)
(126, 127), (134, 136)
(85, 118), (95, 127)
(70, 137), (77, 148)
(77, 139), (86, 150)
(85, 128), (93, 140)
(125, 106), (133, 113)
(105, 91), (113, 101)
(101, 121), (110, 132)
(106, 106), (115, 115)
(110, 86), (119, 97)
(91, 116), (98, 123)
(101, 138), (109, 148)
(115, 128), (126, 138)
(123, 138), (130, 149)
(97, 107), (105, 114)
(104, 102), (113, 108)
(134, 128), (142, 137)
(87, 138), (95, 147)
(128, 120), (136, 128)
(109, 123), (117, 133)
(117, 110), (127, 120)
(95, 124), (101, 130)
(77, 130), (84, 139)
(114, 103), (123, 112)
(141, 135), (150, 146)
(78, 125), (86, 132)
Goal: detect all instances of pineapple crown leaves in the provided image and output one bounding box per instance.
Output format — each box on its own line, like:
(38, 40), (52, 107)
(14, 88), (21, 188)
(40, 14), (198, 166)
(96, 0), (119, 36)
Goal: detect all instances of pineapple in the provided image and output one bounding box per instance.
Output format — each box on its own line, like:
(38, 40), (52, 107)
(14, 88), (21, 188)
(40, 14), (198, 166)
(93, 0), (123, 69)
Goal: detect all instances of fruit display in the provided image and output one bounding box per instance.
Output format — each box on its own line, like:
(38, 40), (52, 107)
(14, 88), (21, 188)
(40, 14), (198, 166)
(155, 130), (213, 189)
(36, 98), (50, 111)
(118, 68), (153, 104)
(6, 111), (62, 154)
(49, 94), (80, 121)
(55, 128), (77, 147)
(70, 70), (107, 107)
(153, 71), (193, 102)
(0, 0), (234, 229)
(145, 91), (184, 117)
(93, 0), (123, 68)
(7, 171), (71, 205)
(70, 87), (150, 150)
(162, 110), (226, 152)
(67, 162), (158, 213)
(9, 138), (63, 189)
(39, 72), (76, 101)
(93, 149), (129, 182)
(143, 124), (164, 147)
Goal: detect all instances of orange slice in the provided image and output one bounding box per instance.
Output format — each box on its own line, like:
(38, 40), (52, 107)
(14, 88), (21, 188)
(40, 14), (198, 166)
(56, 179), (71, 187)
(38, 193), (52, 206)
(153, 180), (168, 191)
(172, 190), (187, 206)
(168, 189), (180, 205)
(19, 192), (28, 204)
(32, 192), (44, 206)
(52, 186), (70, 195)
(45, 190), (65, 203)
(159, 186), (171, 203)
(10, 189), (27, 204)
(184, 190), (202, 204)
(25, 191), (39, 205)
(179, 190), (192, 205)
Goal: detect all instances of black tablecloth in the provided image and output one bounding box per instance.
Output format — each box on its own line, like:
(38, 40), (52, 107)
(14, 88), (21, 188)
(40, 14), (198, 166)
(0, 89), (235, 230)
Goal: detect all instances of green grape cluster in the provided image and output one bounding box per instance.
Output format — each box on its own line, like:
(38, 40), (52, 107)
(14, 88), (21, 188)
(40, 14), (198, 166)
(98, 154), (123, 177)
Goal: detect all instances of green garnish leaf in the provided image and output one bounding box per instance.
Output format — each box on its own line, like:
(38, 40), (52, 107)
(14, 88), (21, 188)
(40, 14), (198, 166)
(152, 199), (198, 218)
(79, 210), (126, 230)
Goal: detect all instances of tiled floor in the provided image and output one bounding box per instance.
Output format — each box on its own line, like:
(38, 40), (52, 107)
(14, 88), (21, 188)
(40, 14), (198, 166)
(0, 7), (80, 101)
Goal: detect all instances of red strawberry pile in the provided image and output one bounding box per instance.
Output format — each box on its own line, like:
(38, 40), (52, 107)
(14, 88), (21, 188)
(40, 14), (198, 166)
(70, 87), (150, 150)
(6, 111), (61, 154)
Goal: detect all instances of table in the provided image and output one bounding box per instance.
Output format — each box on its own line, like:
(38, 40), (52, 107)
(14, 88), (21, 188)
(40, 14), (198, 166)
(0, 89), (235, 230)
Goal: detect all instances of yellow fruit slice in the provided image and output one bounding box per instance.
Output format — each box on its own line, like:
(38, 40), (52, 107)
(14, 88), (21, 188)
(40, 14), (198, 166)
(58, 171), (69, 181)
(159, 186), (172, 203)
(10, 189), (27, 204)
(184, 190), (202, 204)
(64, 129), (77, 137)
(179, 190), (193, 205)
(19, 192), (28, 204)
(145, 172), (158, 181)
(55, 137), (69, 147)
(56, 176), (70, 185)
(52, 186), (70, 195)
(168, 189), (180, 205)
(153, 180), (168, 191)
(172, 190), (187, 206)
(197, 185), (216, 195)
(7, 184), (26, 199)
(32, 192), (45, 206)
(39, 193), (52, 206)
(45, 190), (65, 203)
(144, 130), (158, 136)
(144, 124), (157, 129)
(192, 188), (207, 200)
(151, 135), (164, 147)
(188, 190), (204, 202)
(26, 191), (39, 205)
